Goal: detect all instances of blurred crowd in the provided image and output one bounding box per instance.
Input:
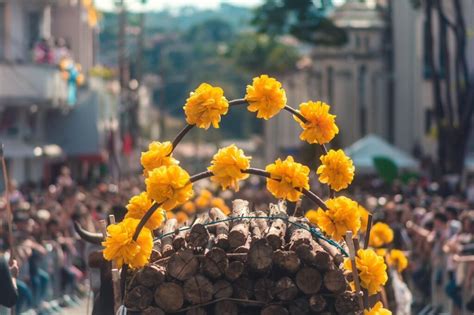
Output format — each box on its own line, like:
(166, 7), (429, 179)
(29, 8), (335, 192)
(0, 167), (141, 314)
(0, 166), (473, 314)
(33, 37), (71, 65)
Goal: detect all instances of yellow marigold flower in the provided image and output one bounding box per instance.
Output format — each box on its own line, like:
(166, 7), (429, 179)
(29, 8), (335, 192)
(102, 218), (153, 269)
(183, 83), (229, 129)
(166, 211), (176, 220)
(175, 211), (189, 224)
(369, 222), (394, 248)
(181, 201), (196, 215)
(141, 141), (178, 177)
(211, 197), (230, 215)
(375, 248), (387, 257)
(265, 156), (310, 202)
(344, 249), (388, 296)
(387, 249), (408, 273)
(305, 209), (319, 224)
(313, 196), (361, 241)
(358, 205), (370, 233)
(364, 301), (392, 315)
(125, 192), (165, 230)
(294, 101), (339, 144)
(208, 145), (251, 191)
(317, 149), (355, 191)
(145, 165), (194, 210)
(195, 189), (213, 209)
(245, 75), (287, 120)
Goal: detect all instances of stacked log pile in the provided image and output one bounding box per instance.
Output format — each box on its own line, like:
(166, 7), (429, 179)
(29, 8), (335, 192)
(124, 199), (360, 315)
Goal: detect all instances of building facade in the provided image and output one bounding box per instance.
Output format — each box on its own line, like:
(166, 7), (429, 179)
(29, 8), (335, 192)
(0, 0), (116, 185)
(266, 0), (389, 161)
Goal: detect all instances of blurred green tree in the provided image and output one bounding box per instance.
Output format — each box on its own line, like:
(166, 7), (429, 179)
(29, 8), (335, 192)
(253, 0), (347, 46)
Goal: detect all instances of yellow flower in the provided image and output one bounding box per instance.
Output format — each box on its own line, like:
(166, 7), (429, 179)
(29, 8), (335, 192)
(125, 192), (165, 230)
(166, 211), (176, 220)
(344, 249), (388, 296)
(195, 189), (213, 209)
(102, 218), (153, 269)
(265, 156), (310, 202)
(245, 75), (287, 120)
(375, 248), (387, 257)
(364, 302), (392, 315)
(369, 222), (394, 248)
(208, 145), (251, 191)
(141, 141), (178, 177)
(358, 205), (370, 233)
(175, 211), (189, 224)
(211, 197), (230, 215)
(387, 249), (408, 273)
(305, 209), (319, 224)
(181, 201), (196, 215)
(183, 83), (229, 129)
(145, 165), (194, 210)
(294, 101), (339, 144)
(317, 149), (355, 191)
(312, 196), (361, 241)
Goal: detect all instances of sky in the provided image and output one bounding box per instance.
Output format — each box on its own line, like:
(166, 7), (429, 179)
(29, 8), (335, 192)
(95, 0), (264, 12)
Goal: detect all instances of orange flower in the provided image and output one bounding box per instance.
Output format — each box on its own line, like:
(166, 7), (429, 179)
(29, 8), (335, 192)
(125, 192), (165, 230)
(294, 101), (339, 144)
(369, 222), (394, 248)
(344, 249), (388, 295)
(175, 211), (189, 224)
(140, 141), (178, 177)
(317, 149), (355, 191)
(183, 83), (229, 129)
(208, 145), (251, 191)
(265, 156), (310, 202)
(245, 75), (287, 119)
(211, 197), (230, 215)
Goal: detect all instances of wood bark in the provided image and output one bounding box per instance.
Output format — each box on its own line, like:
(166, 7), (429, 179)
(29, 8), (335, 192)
(228, 199), (250, 248)
(161, 218), (178, 257)
(266, 201), (288, 250)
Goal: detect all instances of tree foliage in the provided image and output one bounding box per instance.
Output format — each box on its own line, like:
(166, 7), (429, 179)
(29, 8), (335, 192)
(253, 0), (347, 46)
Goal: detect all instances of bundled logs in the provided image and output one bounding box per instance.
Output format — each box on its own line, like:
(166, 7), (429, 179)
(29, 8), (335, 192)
(124, 199), (360, 314)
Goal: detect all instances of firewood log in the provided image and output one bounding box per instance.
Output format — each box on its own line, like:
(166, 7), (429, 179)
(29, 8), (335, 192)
(215, 300), (239, 315)
(309, 294), (327, 313)
(295, 267), (322, 295)
(136, 264), (166, 288)
(202, 247), (229, 279)
(289, 297), (310, 315)
(225, 260), (245, 281)
(209, 207), (230, 249)
(162, 218), (178, 257)
(317, 237), (344, 266)
(266, 201), (288, 250)
(167, 249), (199, 281)
(173, 229), (187, 250)
(254, 278), (275, 303)
(334, 291), (361, 314)
(273, 250), (301, 273)
(287, 217), (312, 250)
(248, 239), (273, 273)
(150, 248), (162, 262)
(250, 210), (268, 241)
(213, 279), (233, 299)
(234, 235), (252, 257)
(187, 215), (210, 249)
(274, 277), (298, 301)
(124, 285), (153, 310)
(261, 305), (289, 315)
(186, 308), (207, 315)
(323, 269), (347, 294)
(233, 277), (254, 300)
(142, 306), (165, 315)
(154, 282), (184, 312)
(183, 275), (214, 304)
(229, 199), (250, 248)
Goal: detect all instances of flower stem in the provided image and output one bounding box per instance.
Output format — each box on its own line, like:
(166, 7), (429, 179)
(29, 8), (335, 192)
(132, 202), (161, 241)
(229, 98), (247, 106)
(284, 105), (307, 123)
(171, 124), (194, 153)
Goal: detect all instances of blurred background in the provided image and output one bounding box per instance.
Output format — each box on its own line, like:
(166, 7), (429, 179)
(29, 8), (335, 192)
(0, 0), (473, 314)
